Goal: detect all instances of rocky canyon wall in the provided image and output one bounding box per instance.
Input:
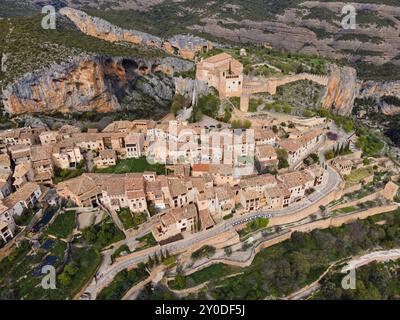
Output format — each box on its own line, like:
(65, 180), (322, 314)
(2, 56), (194, 115)
(358, 80), (400, 115)
(59, 7), (212, 61)
(322, 65), (358, 116)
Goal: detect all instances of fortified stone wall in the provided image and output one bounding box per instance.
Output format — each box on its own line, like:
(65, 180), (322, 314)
(267, 186), (343, 227)
(182, 204), (398, 276)
(332, 182), (399, 211)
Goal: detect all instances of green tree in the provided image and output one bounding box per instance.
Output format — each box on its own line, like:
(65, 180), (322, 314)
(277, 148), (289, 169)
(283, 104), (292, 114)
(58, 272), (71, 287)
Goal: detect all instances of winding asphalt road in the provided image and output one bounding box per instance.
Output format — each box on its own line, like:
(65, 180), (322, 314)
(82, 166), (342, 299)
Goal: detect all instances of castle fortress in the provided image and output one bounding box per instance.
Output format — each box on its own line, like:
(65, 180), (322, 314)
(196, 52), (329, 111)
(196, 52), (244, 98)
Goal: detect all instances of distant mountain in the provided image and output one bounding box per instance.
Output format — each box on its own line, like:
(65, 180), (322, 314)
(3, 0), (398, 79)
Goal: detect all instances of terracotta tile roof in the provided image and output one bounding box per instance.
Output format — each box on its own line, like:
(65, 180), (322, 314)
(192, 163), (210, 172)
(209, 164), (233, 176)
(241, 189), (263, 201)
(202, 52), (233, 63)
(30, 145), (53, 162)
(264, 186), (283, 199)
(13, 161), (31, 179)
(279, 171), (314, 189)
(256, 144), (277, 159)
(239, 174), (277, 189)
(168, 178), (188, 198)
(0, 153), (10, 167)
(254, 128), (276, 141)
(215, 184), (235, 201)
(278, 140), (302, 153)
(3, 182), (40, 208)
(102, 121), (135, 132)
(99, 149), (117, 159)
(159, 203), (197, 227)
(199, 209), (215, 230)
(127, 190), (146, 199)
(0, 171), (11, 181)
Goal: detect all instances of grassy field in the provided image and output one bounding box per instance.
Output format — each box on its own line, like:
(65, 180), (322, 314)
(345, 167), (374, 188)
(332, 206), (360, 216)
(93, 157), (166, 175)
(134, 233), (158, 252)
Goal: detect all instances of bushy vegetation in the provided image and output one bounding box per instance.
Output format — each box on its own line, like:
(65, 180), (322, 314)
(231, 119), (252, 129)
(179, 209), (400, 299)
(324, 142), (351, 160)
(355, 129), (385, 157)
(0, 14), (164, 87)
(97, 263), (149, 300)
(117, 208), (135, 230)
(381, 95), (400, 107)
(315, 260), (400, 300)
(53, 160), (86, 184)
(170, 264), (240, 290)
(277, 148), (289, 169)
(248, 98), (263, 112)
(117, 208), (148, 231)
(82, 218), (125, 249)
(111, 244), (131, 262)
(13, 209), (35, 226)
(357, 9), (396, 28)
(239, 218), (269, 238)
(134, 233), (158, 252)
(46, 211), (76, 239)
(344, 167), (374, 188)
(191, 245), (216, 261)
(0, 239), (100, 300)
(190, 93), (221, 122)
(170, 94), (191, 116)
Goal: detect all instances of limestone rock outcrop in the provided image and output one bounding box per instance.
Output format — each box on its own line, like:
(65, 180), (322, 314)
(359, 80), (400, 100)
(2, 56), (194, 115)
(358, 80), (400, 115)
(322, 65), (358, 116)
(59, 7), (163, 48)
(174, 76), (210, 103)
(59, 7), (212, 60)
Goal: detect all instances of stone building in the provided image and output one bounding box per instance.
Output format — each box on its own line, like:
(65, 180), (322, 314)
(196, 53), (243, 98)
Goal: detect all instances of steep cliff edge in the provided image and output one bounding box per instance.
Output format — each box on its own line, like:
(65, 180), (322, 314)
(2, 56), (194, 115)
(322, 65), (358, 116)
(59, 7), (163, 48)
(59, 7), (212, 60)
(358, 80), (400, 116)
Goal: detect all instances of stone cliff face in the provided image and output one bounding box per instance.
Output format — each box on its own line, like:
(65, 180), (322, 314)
(59, 7), (212, 60)
(322, 65), (358, 116)
(59, 7), (163, 48)
(2, 56), (194, 115)
(358, 80), (400, 115)
(359, 81), (400, 100)
(174, 77), (210, 103)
